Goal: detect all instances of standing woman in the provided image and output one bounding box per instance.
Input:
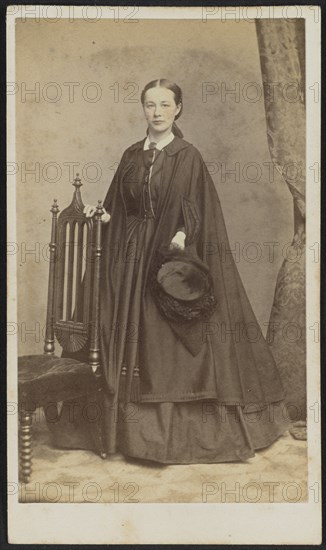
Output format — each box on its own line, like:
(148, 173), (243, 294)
(85, 79), (289, 463)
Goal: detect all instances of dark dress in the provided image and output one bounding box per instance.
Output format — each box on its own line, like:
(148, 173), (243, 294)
(99, 137), (290, 463)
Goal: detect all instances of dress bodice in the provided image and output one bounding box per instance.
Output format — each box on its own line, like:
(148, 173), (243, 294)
(122, 147), (165, 219)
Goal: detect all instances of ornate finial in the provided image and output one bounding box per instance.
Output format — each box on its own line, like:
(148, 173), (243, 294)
(96, 200), (104, 217)
(50, 198), (59, 214)
(73, 173), (82, 190)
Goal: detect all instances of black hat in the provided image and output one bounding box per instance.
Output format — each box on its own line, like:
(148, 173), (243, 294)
(150, 246), (217, 323)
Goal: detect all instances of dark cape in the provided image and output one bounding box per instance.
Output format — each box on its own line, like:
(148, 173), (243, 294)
(99, 136), (285, 408)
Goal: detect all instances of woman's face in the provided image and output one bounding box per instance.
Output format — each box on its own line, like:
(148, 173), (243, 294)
(143, 87), (181, 136)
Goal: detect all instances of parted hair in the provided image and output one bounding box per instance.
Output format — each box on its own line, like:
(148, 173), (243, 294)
(141, 79), (184, 138)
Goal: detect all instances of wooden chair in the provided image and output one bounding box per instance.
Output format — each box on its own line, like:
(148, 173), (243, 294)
(18, 174), (107, 483)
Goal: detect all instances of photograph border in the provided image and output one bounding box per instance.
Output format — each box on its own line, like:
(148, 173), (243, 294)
(6, 3), (322, 545)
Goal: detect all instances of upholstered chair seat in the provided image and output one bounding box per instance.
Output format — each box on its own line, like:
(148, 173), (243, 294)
(18, 354), (98, 410)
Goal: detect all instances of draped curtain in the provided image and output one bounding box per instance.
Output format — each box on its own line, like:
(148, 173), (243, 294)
(255, 20), (306, 420)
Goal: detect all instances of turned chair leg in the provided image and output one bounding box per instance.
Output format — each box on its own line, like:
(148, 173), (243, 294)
(19, 411), (33, 483)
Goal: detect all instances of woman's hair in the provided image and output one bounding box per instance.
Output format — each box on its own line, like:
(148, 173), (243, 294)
(140, 79), (184, 138)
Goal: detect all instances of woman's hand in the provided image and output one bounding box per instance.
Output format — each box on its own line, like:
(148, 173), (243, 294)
(83, 204), (111, 224)
(169, 230), (186, 250)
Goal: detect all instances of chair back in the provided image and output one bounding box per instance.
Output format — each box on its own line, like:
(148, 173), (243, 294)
(43, 174), (103, 370)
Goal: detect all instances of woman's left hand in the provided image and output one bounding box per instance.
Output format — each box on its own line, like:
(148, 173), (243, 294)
(169, 230), (186, 250)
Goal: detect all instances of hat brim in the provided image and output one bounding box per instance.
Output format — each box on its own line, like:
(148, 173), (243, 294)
(157, 260), (209, 302)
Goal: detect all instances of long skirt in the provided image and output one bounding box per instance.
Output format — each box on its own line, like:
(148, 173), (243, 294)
(98, 214), (290, 463)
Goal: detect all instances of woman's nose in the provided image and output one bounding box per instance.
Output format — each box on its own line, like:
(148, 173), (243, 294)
(154, 106), (162, 117)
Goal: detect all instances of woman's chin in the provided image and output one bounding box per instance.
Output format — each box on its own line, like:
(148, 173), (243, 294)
(149, 124), (169, 134)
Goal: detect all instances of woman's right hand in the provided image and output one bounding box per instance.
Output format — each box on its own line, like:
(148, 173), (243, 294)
(83, 204), (111, 224)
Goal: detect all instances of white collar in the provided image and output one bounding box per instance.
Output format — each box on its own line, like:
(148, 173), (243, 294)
(143, 132), (175, 151)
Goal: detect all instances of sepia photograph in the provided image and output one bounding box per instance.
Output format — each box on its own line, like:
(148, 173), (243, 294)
(7, 4), (321, 545)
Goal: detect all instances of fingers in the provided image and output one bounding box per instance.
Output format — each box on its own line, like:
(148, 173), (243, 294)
(169, 240), (185, 251)
(170, 231), (186, 250)
(83, 205), (111, 223)
(102, 212), (111, 224)
(83, 205), (96, 217)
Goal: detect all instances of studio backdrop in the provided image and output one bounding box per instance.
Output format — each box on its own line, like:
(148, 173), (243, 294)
(15, 18), (301, 405)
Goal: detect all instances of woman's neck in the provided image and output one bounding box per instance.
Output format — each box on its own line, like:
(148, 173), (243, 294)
(148, 126), (173, 143)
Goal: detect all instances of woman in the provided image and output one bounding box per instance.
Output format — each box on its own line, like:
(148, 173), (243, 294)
(83, 78), (289, 463)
